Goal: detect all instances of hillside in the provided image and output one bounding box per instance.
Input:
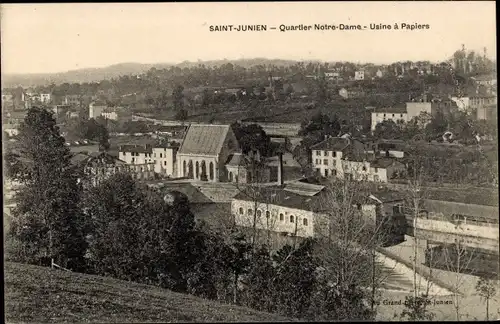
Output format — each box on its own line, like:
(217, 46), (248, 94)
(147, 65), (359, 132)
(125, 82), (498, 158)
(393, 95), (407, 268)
(2, 58), (312, 88)
(4, 262), (292, 323)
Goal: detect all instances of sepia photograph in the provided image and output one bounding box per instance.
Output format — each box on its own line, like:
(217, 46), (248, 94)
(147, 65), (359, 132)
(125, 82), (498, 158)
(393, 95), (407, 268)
(2, 1), (498, 322)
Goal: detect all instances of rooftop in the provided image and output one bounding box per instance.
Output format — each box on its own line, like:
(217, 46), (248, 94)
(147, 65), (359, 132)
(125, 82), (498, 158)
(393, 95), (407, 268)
(370, 157), (400, 168)
(311, 137), (350, 151)
(119, 144), (153, 154)
(178, 124), (232, 156)
(373, 103), (407, 114)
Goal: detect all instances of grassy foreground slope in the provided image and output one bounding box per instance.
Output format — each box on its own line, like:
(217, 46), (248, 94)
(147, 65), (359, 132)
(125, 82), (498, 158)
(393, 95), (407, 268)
(4, 262), (292, 323)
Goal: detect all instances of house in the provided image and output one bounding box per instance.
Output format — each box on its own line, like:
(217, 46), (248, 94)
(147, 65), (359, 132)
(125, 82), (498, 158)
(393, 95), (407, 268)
(88, 101), (108, 119)
(176, 124), (240, 182)
(471, 74), (497, 87)
(118, 144), (156, 180)
(80, 152), (131, 187)
(152, 141), (180, 177)
(354, 70), (365, 81)
(63, 94), (82, 106)
(371, 104), (408, 131)
(40, 93), (52, 103)
(375, 69), (384, 78)
(469, 95), (497, 109)
(310, 137), (368, 178)
(341, 157), (406, 183)
(225, 150), (271, 184)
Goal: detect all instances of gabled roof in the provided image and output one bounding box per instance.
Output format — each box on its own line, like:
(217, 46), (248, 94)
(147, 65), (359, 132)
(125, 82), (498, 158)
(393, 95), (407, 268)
(226, 152), (245, 167)
(311, 137), (350, 151)
(178, 124), (231, 156)
(283, 181), (325, 197)
(119, 144), (153, 154)
(233, 186), (329, 212)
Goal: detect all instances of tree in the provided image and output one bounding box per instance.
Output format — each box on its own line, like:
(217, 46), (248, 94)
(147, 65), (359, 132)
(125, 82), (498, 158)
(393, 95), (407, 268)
(175, 109), (188, 121)
(7, 107), (87, 271)
(172, 84), (185, 110)
(242, 245), (276, 312)
(231, 122), (271, 156)
(475, 276), (497, 320)
(227, 231), (252, 305)
(271, 238), (318, 319)
(373, 119), (403, 139)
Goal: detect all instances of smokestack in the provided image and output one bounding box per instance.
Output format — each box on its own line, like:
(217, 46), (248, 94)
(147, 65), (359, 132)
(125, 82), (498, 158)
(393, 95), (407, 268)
(277, 152), (284, 186)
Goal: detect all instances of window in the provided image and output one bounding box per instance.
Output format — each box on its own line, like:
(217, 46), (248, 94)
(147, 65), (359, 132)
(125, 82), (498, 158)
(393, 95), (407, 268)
(131, 157), (135, 163)
(248, 209), (253, 215)
(316, 150), (321, 156)
(290, 215), (294, 223)
(324, 151), (329, 156)
(333, 151), (337, 158)
(154, 153), (156, 158)
(279, 213), (284, 221)
(303, 218), (308, 226)
(374, 167), (378, 173)
(383, 114), (386, 117)
(266, 211), (270, 218)
(392, 114), (395, 117)
(362, 166), (367, 171)
(323, 159), (328, 165)
(239, 207), (244, 214)
(164, 161), (167, 166)
(325, 169), (329, 177)
(160, 153), (163, 158)
(257, 210), (262, 218)
(400, 114), (403, 118)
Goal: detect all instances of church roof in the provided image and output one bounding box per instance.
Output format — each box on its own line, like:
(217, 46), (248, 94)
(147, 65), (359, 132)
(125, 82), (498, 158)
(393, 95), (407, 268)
(178, 124), (231, 156)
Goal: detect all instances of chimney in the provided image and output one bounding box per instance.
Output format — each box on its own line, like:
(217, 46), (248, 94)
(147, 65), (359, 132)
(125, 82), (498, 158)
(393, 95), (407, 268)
(277, 152), (284, 186)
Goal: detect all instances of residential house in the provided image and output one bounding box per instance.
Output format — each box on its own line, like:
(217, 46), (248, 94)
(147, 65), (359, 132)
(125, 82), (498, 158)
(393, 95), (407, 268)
(40, 93), (52, 104)
(80, 152), (131, 187)
(471, 74), (497, 87)
(354, 70), (365, 81)
(152, 141), (180, 177)
(118, 144), (156, 180)
(63, 94), (82, 106)
(341, 156), (406, 183)
(88, 101), (108, 119)
(176, 124), (240, 182)
(371, 104), (408, 131)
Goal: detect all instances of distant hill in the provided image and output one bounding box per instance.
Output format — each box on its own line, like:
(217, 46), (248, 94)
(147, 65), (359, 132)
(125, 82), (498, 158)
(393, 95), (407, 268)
(4, 261), (293, 323)
(2, 58), (315, 88)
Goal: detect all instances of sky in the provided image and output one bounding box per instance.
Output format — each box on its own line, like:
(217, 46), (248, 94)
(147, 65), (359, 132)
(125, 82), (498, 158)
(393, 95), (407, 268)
(1, 2), (496, 75)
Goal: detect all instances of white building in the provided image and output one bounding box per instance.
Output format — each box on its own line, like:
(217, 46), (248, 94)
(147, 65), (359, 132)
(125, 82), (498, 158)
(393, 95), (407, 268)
(450, 96), (471, 112)
(89, 101), (107, 119)
(370, 104), (408, 131)
(152, 142), (179, 177)
(354, 70), (365, 81)
(118, 144), (156, 180)
(176, 124), (240, 182)
(232, 183), (330, 238)
(40, 93), (52, 103)
(341, 157), (406, 183)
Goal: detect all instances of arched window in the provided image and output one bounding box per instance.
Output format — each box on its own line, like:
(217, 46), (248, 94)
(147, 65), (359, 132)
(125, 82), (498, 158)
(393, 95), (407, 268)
(200, 160), (207, 181)
(209, 162), (214, 180)
(239, 207), (244, 214)
(248, 209), (253, 215)
(266, 211), (270, 218)
(279, 213), (284, 221)
(188, 160), (194, 179)
(257, 210), (262, 218)
(290, 215), (294, 223)
(229, 172), (233, 182)
(195, 161), (200, 179)
(183, 160), (187, 176)
(303, 218), (308, 226)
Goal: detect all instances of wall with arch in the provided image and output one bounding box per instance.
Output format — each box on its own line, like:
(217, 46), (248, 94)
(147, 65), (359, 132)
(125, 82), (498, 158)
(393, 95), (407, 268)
(177, 155), (218, 182)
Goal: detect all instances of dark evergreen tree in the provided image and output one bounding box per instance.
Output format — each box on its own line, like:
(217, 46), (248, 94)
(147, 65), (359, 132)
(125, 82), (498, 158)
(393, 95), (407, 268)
(8, 107), (87, 271)
(243, 245), (276, 312)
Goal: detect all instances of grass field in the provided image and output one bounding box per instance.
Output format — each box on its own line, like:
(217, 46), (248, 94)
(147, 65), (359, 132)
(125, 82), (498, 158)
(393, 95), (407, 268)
(5, 262), (293, 323)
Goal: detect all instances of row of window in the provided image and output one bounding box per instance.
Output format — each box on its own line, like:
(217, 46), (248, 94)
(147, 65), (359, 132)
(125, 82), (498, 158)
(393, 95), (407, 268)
(314, 159), (338, 166)
(377, 113), (405, 118)
(123, 152), (169, 158)
(238, 207), (308, 226)
(315, 150), (338, 157)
